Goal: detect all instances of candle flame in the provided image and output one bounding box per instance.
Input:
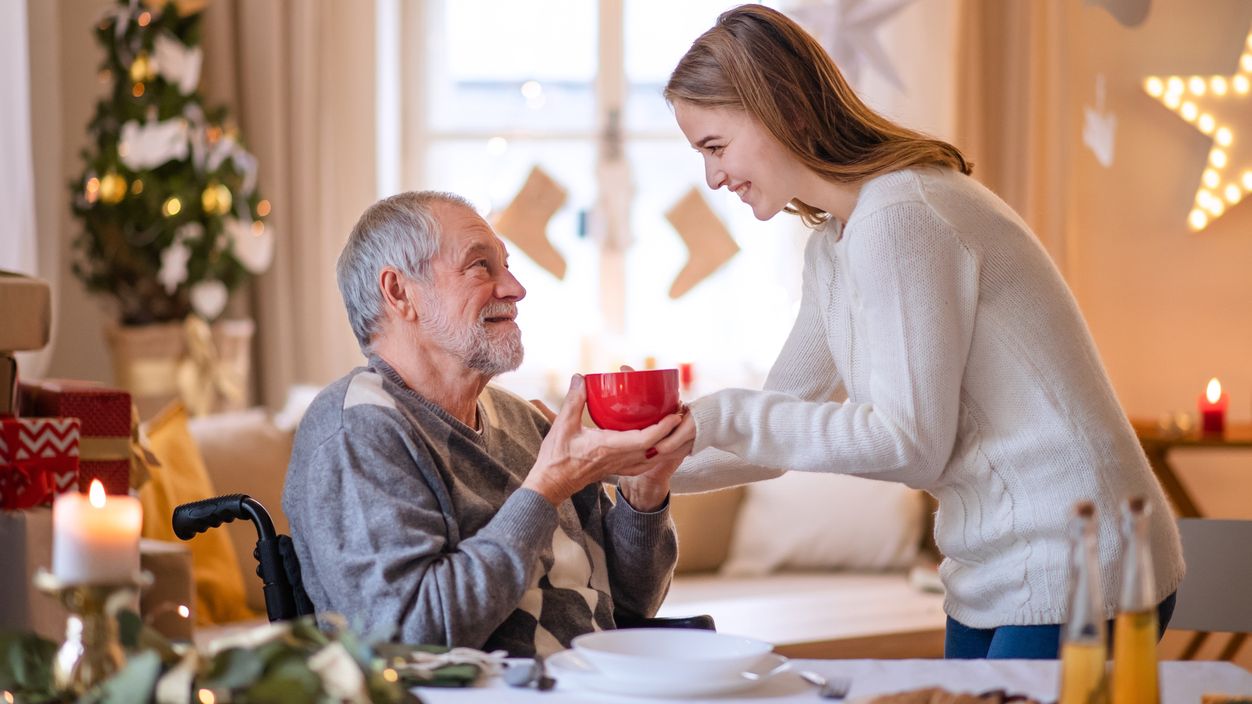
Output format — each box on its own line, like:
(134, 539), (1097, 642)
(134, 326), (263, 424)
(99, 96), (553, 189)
(178, 604), (190, 618)
(198, 689), (216, 704)
(88, 479), (106, 508)
(1206, 377), (1223, 403)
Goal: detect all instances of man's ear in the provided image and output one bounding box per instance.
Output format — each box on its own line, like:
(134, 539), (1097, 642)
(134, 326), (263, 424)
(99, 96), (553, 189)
(379, 267), (420, 322)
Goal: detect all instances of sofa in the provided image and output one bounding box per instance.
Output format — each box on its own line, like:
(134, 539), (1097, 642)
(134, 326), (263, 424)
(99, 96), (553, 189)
(184, 406), (947, 658)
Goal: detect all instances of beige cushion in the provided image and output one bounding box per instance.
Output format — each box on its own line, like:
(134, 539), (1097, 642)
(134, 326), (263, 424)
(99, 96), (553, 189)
(670, 487), (745, 574)
(187, 408), (294, 614)
(721, 472), (923, 576)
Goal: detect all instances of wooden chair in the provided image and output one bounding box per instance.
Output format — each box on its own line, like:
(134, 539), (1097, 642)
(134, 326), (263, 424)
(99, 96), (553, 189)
(1170, 518), (1252, 660)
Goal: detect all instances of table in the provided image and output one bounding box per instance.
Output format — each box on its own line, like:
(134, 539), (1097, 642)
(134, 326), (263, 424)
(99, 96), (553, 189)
(415, 658), (1252, 703)
(1131, 419), (1252, 518)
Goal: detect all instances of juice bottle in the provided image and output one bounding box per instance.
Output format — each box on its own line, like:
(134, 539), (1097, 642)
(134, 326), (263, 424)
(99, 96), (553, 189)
(1058, 501), (1109, 704)
(1110, 497), (1159, 704)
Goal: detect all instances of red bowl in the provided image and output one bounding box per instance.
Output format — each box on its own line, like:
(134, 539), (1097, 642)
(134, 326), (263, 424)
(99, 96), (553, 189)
(584, 369), (680, 431)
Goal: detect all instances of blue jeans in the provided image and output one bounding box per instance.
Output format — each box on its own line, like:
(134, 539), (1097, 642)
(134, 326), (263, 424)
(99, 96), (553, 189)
(944, 592), (1177, 659)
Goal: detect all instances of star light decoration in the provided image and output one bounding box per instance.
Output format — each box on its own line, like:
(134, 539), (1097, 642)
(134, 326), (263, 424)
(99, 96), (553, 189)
(1143, 26), (1252, 232)
(787, 0), (916, 92)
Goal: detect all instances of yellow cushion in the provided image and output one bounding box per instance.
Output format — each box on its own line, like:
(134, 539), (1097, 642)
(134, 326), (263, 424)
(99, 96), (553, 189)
(140, 402), (255, 625)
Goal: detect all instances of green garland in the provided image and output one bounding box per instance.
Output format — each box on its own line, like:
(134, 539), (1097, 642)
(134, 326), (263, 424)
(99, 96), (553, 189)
(0, 614), (483, 703)
(69, 0), (270, 325)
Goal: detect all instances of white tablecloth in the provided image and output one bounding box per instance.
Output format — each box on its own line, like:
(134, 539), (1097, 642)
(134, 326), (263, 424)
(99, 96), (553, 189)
(415, 658), (1252, 703)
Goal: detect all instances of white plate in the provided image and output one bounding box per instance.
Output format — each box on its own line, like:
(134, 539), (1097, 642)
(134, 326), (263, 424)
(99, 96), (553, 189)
(545, 649), (787, 698)
(572, 628), (775, 682)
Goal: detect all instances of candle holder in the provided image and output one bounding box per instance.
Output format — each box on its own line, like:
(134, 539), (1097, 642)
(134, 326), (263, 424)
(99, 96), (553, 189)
(33, 569), (153, 696)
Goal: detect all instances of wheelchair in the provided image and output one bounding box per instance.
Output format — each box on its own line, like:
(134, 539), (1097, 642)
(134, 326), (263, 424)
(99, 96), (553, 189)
(172, 494), (714, 631)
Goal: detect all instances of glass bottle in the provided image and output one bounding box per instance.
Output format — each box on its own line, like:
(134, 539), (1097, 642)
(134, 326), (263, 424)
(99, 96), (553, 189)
(1111, 496), (1159, 704)
(1058, 501), (1109, 704)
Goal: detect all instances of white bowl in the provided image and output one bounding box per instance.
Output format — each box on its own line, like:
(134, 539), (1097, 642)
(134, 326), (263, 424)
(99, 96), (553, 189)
(571, 629), (774, 683)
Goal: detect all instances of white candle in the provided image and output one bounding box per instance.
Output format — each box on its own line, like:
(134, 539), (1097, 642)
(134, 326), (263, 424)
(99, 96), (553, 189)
(52, 479), (142, 584)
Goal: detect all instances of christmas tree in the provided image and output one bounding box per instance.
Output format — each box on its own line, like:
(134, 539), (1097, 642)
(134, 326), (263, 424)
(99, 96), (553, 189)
(70, 0), (273, 326)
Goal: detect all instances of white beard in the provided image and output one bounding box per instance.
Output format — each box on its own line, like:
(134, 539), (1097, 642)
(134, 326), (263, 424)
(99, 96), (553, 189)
(420, 299), (523, 377)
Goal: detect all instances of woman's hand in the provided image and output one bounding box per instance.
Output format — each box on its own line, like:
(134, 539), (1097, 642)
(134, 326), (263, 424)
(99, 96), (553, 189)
(653, 407), (696, 458)
(523, 374), (685, 505)
(617, 442), (687, 511)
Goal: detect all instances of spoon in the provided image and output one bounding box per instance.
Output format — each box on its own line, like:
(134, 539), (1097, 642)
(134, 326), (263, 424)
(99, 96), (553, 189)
(797, 670), (851, 700)
(740, 654), (792, 681)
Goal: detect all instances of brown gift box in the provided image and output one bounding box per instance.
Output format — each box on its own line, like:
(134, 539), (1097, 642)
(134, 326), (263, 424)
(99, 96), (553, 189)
(0, 271), (52, 352)
(0, 508), (66, 642)
(0, 512), (194, 643)
(140, 538), (194, 641)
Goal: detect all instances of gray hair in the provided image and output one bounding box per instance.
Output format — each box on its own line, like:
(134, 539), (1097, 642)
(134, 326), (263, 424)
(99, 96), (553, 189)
(336, 190), (475, 353)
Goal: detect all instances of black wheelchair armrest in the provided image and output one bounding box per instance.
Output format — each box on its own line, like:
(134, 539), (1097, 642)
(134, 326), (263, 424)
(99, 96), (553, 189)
(613, 613), (716, 631)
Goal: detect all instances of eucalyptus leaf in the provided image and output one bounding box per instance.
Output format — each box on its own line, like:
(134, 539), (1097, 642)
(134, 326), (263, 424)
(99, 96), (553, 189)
(90, 650), (161, 704)
(116, 610), (142, 649)
(0, 631), (58, 695)
(136, 625), (181, 666)
(4, 606), (450, 703)
(245, 655), (322, 704)
(200, 646), (266, 690)
(289, 618), (329, 649)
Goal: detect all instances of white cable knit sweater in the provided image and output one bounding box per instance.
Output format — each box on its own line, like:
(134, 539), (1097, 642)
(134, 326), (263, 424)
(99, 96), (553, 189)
(673, 166), (1185, 628)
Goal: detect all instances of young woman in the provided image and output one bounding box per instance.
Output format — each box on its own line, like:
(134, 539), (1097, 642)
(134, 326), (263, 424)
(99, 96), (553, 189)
(656, 4), (1183, 659)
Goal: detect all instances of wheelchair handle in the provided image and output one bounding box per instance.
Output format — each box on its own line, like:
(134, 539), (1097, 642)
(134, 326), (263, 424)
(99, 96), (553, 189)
(172, 494), (277, 542)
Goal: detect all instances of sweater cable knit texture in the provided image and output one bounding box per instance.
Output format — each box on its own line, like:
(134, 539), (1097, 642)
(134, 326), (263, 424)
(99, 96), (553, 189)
(674, 167), (1184, 628)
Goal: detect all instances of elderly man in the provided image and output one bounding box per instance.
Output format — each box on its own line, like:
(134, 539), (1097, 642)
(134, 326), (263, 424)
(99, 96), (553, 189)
(283, 191), (684, 657)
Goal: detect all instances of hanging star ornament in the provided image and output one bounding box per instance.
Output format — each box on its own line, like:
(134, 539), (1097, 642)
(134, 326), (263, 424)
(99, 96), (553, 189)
(787, 0), (916, 92)
(1143, 25), (1252, 232)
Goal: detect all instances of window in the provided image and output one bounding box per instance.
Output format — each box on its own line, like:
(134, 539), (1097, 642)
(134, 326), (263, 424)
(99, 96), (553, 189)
(394, 0), (809, 403)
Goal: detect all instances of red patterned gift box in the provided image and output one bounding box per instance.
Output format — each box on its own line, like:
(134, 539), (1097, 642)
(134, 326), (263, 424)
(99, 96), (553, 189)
(0, 417), (80, 509)
(20, 380), (132, 495)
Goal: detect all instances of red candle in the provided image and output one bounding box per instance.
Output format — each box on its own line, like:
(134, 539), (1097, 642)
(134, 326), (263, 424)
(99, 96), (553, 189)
(1198, 377), (1228, 435)
(679, 362), (695, 392)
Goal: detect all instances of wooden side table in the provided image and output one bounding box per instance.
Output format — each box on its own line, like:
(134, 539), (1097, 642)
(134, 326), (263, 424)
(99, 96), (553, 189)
(1130, 419), (1252, 519)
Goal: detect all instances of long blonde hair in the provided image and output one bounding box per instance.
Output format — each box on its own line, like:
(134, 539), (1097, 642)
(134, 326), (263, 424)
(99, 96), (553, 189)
(665, 4), (971, 227)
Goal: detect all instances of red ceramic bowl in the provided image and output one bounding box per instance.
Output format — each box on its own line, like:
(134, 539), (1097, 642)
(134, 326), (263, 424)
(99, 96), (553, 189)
(584, 369), (680, 431)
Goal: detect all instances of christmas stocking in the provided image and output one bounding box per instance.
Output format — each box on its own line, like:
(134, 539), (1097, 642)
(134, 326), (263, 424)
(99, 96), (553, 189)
(665, 188), (740, 298)
(493, 166), (568, 280)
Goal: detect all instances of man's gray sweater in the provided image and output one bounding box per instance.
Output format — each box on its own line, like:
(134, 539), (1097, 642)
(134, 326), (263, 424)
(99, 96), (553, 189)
(282, 357), (677, 656)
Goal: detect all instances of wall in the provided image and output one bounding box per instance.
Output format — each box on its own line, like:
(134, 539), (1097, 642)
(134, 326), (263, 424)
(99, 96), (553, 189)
(1067, 0), (1252, 518)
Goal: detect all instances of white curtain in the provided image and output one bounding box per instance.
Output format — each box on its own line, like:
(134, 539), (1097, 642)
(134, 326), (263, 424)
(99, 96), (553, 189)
(200, 0), (379, 407)
(954, 0), (1072, 273)
(1, 0), (53, 378)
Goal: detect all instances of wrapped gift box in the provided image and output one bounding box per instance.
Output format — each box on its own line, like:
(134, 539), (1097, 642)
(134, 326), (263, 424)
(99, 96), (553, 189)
(21, 380), (132, 495)
(0, 514), (189, 644)
(140, 538), (195, 642)
(0, 416), (80, 509)
(0, 271), (52, 353)
(0, 508), (65, 642)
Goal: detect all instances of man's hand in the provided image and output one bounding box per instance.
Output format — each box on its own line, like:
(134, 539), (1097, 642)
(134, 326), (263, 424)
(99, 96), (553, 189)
(617, 441), (686, 511)
(523, 375), (685, 505)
